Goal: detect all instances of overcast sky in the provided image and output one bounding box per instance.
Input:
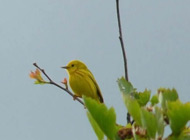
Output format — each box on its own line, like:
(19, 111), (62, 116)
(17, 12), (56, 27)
(0, 0), (190, 140)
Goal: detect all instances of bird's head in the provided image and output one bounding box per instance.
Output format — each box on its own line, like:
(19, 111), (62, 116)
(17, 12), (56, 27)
(61, 60), (87, 74)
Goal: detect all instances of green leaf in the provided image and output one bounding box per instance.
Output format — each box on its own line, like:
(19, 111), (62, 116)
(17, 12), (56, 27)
(117, 77), (135, 95)
(150, 94), (159, 106)
(123, 95), (142, 125)
(168, 135), (190, 140)
(34, 80), (47, 85)
(118, 77), (141, 125)
(139, 107), (164, 139)
(167, 100), (190, 135)
(179, 127), (190, 140)
(134, 89), (151, 106)
(168, 127), (190, 140)
(158, 88), (178, 110)
(140, 108), (157, 138)
(87, 112), (104, 140)
(155, 107), (165, 137)
(84, 96), (117, 140)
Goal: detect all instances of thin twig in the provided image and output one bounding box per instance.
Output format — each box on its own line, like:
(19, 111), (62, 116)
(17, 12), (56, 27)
(33, 63), (84, 106)
(116, 0), (129, 81)
(33, 63), (53, 82)
(116, 0), (131, 123)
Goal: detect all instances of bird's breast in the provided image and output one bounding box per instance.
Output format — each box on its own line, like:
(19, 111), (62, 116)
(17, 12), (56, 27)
(69, 72), (96, 98)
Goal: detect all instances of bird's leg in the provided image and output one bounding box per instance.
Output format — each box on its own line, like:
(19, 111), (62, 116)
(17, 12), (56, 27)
(73, 95), (81, 101)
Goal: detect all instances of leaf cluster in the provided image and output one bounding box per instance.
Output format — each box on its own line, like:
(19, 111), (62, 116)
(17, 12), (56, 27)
(85, 77), (190, 140)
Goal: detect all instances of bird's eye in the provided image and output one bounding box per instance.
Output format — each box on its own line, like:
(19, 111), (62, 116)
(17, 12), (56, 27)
(71, 64), (74, 67)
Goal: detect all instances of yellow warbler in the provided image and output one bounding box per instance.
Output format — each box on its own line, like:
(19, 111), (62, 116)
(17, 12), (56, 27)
(62, 60), (104, 103)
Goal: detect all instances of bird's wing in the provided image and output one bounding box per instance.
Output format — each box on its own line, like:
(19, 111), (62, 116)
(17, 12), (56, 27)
(86, 70), (104, 103)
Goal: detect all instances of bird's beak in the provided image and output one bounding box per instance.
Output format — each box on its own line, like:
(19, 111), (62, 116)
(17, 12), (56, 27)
(61, 66), (69, 69)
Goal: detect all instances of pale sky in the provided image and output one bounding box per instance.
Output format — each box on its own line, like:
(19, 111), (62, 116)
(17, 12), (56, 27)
(0, 0), (190, 140)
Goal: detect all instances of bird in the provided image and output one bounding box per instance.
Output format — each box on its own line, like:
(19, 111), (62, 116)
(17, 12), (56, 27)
(61, 60), (104, 103)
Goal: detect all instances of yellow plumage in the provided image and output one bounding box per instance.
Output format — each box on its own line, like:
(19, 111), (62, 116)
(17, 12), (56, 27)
(62, 60), (104, 103)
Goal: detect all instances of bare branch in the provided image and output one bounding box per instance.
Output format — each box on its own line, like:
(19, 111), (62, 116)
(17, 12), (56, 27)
(116, 0), (129, 82)
(116, 0), (131, 123)
(33, 63), (84, 106)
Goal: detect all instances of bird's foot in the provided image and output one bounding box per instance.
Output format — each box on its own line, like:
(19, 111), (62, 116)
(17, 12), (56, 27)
(73, 95), (80, 101)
